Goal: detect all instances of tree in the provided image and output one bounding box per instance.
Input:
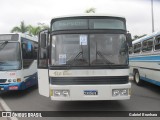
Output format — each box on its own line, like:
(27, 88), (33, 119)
(38, 23), (49, 29)
(28, 23), (49, 36)
(28, 25), (41, 36)
(133, 34), (147, 41)
(11, 21), (29, 33)
(85, 8), (96, 13)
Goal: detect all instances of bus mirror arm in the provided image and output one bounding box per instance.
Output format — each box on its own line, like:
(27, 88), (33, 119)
(126, 33), (132, 47)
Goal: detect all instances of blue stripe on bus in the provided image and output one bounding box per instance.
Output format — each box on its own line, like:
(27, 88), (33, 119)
(0, 73), (37, 90)
(129, 55), (160, 62)
(140, 76), (160, 86)
(23, 73), (38, 89)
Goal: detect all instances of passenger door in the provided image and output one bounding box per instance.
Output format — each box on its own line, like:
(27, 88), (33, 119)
(38, 29), (49, 97)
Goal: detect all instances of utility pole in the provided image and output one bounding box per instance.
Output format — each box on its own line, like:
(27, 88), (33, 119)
(151, 0), (155, 33)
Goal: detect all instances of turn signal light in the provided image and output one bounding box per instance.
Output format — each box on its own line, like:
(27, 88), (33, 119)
(17, 78), (21, 82)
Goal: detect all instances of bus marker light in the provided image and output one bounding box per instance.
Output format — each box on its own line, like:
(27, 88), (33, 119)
(50, 89), (53, 96)
(17, 78), (21, 82)
(13, 79), (17, 82)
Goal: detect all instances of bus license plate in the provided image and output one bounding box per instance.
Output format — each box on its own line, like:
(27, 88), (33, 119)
(84, 90), (98, 95)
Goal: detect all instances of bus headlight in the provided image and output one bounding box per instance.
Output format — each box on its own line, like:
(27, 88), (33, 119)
(13, 79), (17, 82)
(54, 90), (61, 96)
(112, 89), (120, 96)
(62, 90), (70, 97)
(8, 79), (12, 82)
(53, 90), (70, 97)
(8, 79), (17, 83)
(112, 89), (129, 97)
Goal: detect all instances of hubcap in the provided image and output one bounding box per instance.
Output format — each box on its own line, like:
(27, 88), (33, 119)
(135, 73), (139, 83)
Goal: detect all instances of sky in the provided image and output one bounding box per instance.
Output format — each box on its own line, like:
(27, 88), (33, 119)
(0, 0), (160, 37)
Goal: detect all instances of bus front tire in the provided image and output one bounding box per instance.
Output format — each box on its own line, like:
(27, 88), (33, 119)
(134, 71), (142, 85)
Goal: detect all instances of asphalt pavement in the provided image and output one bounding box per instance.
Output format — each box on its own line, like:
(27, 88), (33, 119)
(0, 105), (8, 120)
(0, 80), (160, 120)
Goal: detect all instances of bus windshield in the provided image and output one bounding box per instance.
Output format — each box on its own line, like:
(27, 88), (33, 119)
(51, 34), (128, 66)
(0, 42), (21, 70)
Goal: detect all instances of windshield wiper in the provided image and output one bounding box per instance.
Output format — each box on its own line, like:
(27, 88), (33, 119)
(95, 41), (113, 65)
(67, 51), (83, 66)
(96, 51), (113, 64)
(67, 45), (85, 66)
(0, 41), (8, 50)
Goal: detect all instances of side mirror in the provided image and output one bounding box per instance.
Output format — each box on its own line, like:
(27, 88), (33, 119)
(126, 33), (132, 47)
(40, 33), (47, 48)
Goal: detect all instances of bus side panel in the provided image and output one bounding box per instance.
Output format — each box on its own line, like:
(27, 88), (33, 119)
(139, 61), (160, 84)
(130, 61), (145, 77)
(140, 69), (160, 86)
(22, 60), (38, 88)
(130, 58), (160, 86)
(38, 69), (49, 97)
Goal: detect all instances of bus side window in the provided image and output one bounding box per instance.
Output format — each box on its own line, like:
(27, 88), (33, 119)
(155, 36), (160, 50)
(142, 38), (153, 52)
(21, 37), (35, 68)
(147, 39), (153, 51)
(33, 42), (38, 59)
(133, 42), (141, 53)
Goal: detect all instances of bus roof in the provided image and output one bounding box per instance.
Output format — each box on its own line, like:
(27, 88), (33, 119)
(132, 31), (160, 44)
(0, 33), (38, 42)
(20, 33), (38, 42)
(51, 13), (125, 20)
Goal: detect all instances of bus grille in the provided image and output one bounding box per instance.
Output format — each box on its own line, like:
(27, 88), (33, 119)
(50, 76), (129, 85)
(0, 79), (7, 83)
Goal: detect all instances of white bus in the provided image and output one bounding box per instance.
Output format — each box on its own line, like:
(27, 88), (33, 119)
(129, 31), (160, 86)
(0, 33), (38, 90)
(38, 14), (132, 101)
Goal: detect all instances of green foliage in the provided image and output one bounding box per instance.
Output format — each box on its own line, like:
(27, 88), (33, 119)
(28, 25), (41, 36)
(11, 21), (49, 36)
(11, 21), (29, 33)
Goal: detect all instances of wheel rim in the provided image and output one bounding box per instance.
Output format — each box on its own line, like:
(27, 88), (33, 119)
(135, 73), (139, 83)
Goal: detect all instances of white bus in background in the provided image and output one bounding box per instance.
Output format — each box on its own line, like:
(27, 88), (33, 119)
(129, 31), (160, 86)
(0, 33), (38, 90)
(38, 14), (132, 101)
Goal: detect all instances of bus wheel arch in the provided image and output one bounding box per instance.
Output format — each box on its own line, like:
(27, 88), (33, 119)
(133, 69), (142, 85)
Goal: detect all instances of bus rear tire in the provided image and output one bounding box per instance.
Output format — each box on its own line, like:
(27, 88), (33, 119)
(134, 71), (142, 85)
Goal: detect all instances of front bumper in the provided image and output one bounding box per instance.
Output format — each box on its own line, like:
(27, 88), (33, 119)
(50, 83), (131, 101)
(0, 82), (24, 90)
